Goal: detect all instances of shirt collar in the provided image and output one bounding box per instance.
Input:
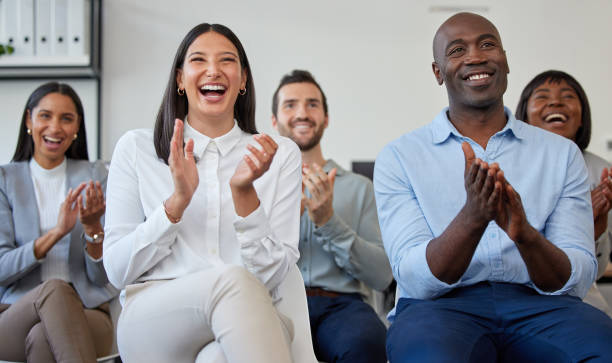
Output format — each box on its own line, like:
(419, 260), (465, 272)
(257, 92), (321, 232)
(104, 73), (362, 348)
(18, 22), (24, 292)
(323, 159), (346, 176)
(183, 119), (243, 159)
(431, 106), (525, 144)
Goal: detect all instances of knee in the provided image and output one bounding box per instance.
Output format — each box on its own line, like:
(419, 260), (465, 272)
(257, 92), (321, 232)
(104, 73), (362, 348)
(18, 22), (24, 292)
(219, 266), (264, 293)
(39, 279), (75, 297)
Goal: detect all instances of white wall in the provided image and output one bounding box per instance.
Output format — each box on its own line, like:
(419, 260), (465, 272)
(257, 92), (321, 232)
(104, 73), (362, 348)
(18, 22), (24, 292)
(1, 0), (611, 168)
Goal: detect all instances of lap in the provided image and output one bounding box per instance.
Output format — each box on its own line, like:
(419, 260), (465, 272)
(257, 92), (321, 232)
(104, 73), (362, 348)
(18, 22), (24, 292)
(388, 283), (612, 363)
(309, 295), (387, 363)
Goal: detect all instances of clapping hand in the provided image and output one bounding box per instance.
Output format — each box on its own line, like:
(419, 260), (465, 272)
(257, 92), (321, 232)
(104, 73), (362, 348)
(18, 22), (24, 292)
(302, 163), (337, 227)
(592, 167), (612, 239)
(165, 119), (199, 221)
(230, 134), (278, 189)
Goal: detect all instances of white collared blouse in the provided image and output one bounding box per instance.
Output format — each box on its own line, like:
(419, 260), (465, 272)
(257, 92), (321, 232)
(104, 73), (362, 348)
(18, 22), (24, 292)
(103, 121), (301, 298)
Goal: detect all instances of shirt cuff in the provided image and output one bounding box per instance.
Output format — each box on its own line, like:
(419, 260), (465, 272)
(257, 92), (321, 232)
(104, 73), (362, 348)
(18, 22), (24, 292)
(233, 204), (272, 246)
(401, 241), (460, 299)
(531, 247), (595, 299)
(313, 213), (346, 239)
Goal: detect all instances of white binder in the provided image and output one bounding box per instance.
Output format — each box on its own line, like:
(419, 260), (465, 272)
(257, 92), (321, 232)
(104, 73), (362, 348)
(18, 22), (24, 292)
(35, 0), (52, 56)
(67, 0), (86, 56)
(51, 0), (68, 55)
(16, 0), (35, 56)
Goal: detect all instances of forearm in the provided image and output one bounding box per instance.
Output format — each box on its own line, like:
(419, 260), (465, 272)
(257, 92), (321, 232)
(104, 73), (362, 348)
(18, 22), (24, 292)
(426, 207), (487, 284)
(231, 184), (260, 217)
(34, 228), (64, 259)
(514, 225), (571, 292)
(315, 214), (392, 290)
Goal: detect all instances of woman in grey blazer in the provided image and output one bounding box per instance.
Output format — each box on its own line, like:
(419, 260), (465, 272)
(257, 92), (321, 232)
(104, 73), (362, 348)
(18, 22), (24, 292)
(0, 82), (117, 363)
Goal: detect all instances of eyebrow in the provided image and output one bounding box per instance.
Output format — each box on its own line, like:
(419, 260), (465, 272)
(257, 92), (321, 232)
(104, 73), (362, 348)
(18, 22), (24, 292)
(445, 33), (500, 54)
(187, 51), (238, 58)
(282, 98), (321, 104)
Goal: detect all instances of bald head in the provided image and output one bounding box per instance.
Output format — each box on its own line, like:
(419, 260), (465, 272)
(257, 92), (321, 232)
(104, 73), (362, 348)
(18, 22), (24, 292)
(433, 12), (502, 64)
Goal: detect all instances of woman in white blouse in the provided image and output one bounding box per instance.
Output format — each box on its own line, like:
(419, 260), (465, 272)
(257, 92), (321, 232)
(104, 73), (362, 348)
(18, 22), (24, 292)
(103, 23), (301, 362)
(0, 82), (117, 362)
(516, 70), (612, 315)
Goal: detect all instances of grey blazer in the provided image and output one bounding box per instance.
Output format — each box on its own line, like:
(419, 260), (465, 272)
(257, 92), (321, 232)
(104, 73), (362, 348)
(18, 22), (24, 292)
(0, 159), (118, 308)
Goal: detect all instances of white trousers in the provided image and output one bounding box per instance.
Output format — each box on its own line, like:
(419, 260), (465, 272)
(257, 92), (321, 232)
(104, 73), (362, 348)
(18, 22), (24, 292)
(117, 265), (293, 363)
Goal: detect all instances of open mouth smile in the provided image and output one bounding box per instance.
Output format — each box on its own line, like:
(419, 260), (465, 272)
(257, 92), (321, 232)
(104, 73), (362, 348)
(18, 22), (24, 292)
(544, 113), (568, 123)
(199, 84), (227, 101)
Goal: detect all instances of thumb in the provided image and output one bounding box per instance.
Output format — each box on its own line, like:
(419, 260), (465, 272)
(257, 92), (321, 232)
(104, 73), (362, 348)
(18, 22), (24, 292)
(461, 142), (475, 173)
(601, 167), (609, 184)
(329, 168), (337, 187)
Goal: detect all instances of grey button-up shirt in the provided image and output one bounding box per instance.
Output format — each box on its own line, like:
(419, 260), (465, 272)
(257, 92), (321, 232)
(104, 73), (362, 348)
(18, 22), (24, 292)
(298, 159), (392, 297)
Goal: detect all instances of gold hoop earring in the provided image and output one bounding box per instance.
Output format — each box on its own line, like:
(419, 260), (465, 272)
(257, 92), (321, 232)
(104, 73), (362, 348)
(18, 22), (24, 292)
(239, 88), (246, 96)
(177, 87), (185, 96)
(73, 134), (78, 140)
(27, 128), (32, 135)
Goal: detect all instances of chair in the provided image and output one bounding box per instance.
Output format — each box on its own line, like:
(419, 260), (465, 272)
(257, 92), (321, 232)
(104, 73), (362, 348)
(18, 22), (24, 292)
(193, 264), (318, 363)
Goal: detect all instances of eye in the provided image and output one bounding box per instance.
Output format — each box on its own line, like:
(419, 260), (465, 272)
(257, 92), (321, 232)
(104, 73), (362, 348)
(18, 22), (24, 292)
(308, 102), (319, 108)
(38, 112), (51, 119)
(283, 103), (294, 109)
(190, 56), (205, 63)
(448, 46), (464, 56)
(481, 41), (496, 48)
(221, 57), (236, 63)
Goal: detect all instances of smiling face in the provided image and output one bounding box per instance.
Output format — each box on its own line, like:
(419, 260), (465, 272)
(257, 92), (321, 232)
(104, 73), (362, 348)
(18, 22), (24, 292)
(176, 31), (247, 125)
(432, 13), (509, 110)
(272, 82), (328, 151)
(526, 79), (583, 140)
(26, 92), (80, 169)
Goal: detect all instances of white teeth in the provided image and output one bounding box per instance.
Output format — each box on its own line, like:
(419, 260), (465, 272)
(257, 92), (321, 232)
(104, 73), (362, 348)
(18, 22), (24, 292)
(43, 136), (61, 143)
(200, 84), (226, 91)
(545, 113), (567, 122)
(468, 73), (490, 81)
(294, 124), (312, 130)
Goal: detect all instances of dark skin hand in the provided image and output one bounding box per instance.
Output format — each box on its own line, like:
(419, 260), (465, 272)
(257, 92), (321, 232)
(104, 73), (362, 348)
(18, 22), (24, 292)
(427, 143), (572, 291)
(426, 142), (502, 284)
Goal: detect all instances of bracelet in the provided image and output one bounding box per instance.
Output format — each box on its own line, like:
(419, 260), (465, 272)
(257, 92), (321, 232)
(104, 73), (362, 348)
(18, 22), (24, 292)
(83, 231), (104, 244)
(163, 199), (181, 224)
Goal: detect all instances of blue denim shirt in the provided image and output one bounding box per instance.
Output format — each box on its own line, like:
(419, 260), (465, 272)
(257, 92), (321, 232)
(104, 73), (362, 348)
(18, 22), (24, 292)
(374, 107), (596, 319)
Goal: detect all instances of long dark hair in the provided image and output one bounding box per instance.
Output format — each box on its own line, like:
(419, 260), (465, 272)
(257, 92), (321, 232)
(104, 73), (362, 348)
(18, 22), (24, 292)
(12, 82), (89, 162)
(515, 70), (591, 151)
(154, 23), (257, 164)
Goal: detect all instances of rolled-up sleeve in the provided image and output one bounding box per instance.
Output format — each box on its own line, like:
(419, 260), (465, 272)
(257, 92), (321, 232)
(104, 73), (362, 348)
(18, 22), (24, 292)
(534, 146), (597, 298)
(374, 144), (459, 300)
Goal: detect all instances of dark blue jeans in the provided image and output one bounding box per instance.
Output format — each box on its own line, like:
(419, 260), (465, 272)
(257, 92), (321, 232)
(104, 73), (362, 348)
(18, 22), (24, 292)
(387, 282), (612, 363)
(308, 294), (387, 363)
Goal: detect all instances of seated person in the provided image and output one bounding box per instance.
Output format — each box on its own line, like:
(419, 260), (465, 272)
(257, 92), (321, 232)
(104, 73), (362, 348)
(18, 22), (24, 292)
(375, 12), (612, 362)
(272, 69), (392, 363)
(0, 82), (117, 363)
(103, 23), (301, 363)
(516, 70), (612, 315)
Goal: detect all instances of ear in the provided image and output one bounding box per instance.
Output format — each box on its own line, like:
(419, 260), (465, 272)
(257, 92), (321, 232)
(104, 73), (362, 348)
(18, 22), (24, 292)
(25, 109), (33, 130)
(323, 114), (329, 129)
(175, 68), (184, 90)
(271, 115), (278, 130)
(240, 68), (247, 90)
(432, 62), (444, 85)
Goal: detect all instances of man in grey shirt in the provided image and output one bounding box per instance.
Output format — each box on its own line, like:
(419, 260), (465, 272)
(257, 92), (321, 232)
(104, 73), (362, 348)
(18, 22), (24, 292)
(272, 70), (392, 363)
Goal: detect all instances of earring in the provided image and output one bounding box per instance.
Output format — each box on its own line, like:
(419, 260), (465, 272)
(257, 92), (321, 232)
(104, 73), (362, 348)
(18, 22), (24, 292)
(239, 88), (246, 96)
(177, 87), (185, 96)
(27, 128), (32, 135)
(73, 134), (78, 140)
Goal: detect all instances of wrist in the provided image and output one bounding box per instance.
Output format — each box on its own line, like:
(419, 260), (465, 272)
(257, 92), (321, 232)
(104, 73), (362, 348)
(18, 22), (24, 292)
(165, 193), (189, 220)
(459, 206), (489, 231)
(314, 209), (334, 228)
(83, 222), (103, 237)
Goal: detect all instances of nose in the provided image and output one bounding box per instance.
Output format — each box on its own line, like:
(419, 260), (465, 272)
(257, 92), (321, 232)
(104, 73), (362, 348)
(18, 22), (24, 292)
(295, 103), (308, 118)
(547, 92), (563, 106)
(464, 46), (486, 65)
(207, 61), (220, 78)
